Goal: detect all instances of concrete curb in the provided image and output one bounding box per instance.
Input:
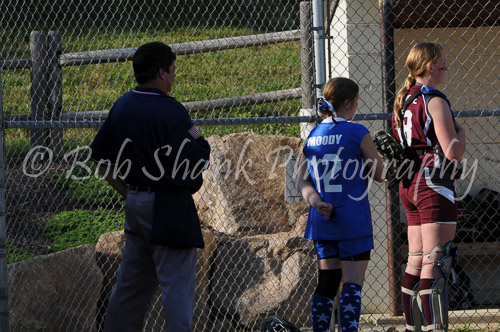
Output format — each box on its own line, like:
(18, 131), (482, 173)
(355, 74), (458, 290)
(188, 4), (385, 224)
(358, 308), (500, 331)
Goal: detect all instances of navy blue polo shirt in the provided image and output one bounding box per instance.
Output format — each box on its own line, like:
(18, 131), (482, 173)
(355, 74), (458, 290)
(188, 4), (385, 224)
(90, 86), (211, 189)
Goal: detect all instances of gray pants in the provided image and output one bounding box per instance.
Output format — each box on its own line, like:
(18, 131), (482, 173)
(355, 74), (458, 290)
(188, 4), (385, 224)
(104, 190), (197, 332)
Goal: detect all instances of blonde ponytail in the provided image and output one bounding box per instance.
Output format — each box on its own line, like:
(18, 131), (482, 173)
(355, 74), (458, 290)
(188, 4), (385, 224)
(393, 41), (444, 128)
(393, 76), (416, 128)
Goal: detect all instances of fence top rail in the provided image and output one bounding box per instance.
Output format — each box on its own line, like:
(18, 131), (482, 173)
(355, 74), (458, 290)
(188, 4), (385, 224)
(1, 30), (300, 69)
(0, 59), (31, 70)
(4, 116), (315, 129)
(59, 30), (301, 67)
(5, 109), (500, 129)
(4, 87), (302, 122)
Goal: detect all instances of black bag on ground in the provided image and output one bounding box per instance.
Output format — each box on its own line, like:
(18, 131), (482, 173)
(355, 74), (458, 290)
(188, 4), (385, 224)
(260, 316), (301, 332)
(448, 264), (475, 310)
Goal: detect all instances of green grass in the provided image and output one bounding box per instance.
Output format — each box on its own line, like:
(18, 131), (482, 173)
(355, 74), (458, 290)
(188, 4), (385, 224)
(1, 1), (299, 40)
(42, 209), (124, 252)
(2, 26), (302, 157)
(2, 27), (301, 115)
(7, 208), (123, 263)
(4, 129), (31, 158)
(7, 163), (123, 262)
(7, 240), (38, 263)
(54, 161), (123, 207)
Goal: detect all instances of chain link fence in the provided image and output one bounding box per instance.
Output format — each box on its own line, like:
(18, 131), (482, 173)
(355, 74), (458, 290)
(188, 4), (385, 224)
(1, 0), (499, 331)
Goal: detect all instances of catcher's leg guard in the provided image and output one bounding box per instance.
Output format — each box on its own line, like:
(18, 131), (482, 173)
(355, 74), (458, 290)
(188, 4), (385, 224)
(420, 242), (458, 332)
(424, 241), (458, 279)
(419, 277), (448, 332)
(402, 280), (424, 332)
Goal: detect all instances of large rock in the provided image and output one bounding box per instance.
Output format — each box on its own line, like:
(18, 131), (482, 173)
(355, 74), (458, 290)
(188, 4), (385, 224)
(194, 132), (308, 235)
(210, 231), (316, 329)
(8, 245), (103, 332)
(95, 229), (217, 332)
(94, 231), (125, 332)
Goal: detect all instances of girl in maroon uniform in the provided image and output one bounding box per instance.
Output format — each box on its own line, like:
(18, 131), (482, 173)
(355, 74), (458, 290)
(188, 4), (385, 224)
(392, 42), (466, 331)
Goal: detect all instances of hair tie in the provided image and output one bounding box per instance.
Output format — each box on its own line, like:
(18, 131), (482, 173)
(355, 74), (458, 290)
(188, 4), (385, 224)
(314, 97), (337, 117)
(408, 74), (414, 79)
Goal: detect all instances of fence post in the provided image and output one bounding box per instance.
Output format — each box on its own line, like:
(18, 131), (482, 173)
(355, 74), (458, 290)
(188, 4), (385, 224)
(30, 31), (48, 149)
(47, 31), (64, 157)
(312, 0), (326, 97)
(0, 65), (10, 332)
(300, 1), (316, 139)
(381, 0), (403, 317)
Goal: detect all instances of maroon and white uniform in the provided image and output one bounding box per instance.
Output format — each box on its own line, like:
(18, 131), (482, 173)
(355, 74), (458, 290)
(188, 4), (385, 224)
(391, 84), (458, 226)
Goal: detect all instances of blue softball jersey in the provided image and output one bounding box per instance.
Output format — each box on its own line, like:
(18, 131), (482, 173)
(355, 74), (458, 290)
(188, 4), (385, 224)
(303, 118), (373, 240)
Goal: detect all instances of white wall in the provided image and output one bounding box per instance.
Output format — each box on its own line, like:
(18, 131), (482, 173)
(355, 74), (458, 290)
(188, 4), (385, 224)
(327, 0), (391, 315)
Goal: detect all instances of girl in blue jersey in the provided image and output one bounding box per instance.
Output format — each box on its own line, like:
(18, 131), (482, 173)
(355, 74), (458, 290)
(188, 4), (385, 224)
(296, 77), (385, 332)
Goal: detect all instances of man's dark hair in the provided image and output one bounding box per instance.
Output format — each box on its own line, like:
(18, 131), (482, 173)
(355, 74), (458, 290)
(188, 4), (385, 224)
(132, 42), (177, 85)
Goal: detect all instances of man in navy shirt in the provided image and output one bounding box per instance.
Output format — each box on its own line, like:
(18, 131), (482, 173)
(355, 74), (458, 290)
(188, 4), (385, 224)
(91, 42), (211, 332)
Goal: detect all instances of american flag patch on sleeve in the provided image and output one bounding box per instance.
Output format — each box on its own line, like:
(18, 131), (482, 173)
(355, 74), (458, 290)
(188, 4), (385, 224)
(188, 126), (202, 139)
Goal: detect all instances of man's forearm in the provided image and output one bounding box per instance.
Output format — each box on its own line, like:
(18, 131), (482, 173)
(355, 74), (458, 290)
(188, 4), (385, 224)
(96, 163), (129, 198)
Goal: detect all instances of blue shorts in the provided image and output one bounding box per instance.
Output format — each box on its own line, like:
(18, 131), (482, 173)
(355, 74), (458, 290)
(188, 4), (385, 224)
(314, 237), (374, 260)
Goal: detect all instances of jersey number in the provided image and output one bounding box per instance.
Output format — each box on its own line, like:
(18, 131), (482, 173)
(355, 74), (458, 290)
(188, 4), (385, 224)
(309, 154), (342, 193)
(403, 110), (413, 146)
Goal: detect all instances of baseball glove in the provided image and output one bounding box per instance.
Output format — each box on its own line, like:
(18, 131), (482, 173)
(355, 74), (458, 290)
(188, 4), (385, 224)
(373, 129), (409, 184)
(373, 129), (405, 165)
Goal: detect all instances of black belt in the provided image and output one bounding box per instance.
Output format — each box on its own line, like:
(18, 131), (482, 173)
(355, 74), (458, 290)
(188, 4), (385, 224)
(128, 184), (188, 195)
(129, 185), (155, 192)
(413, 148), (435, 156)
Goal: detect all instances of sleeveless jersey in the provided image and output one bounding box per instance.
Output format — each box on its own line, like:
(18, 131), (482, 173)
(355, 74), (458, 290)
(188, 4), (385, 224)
(391, 84), (456, 169)
(302, 119), (373, 240)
